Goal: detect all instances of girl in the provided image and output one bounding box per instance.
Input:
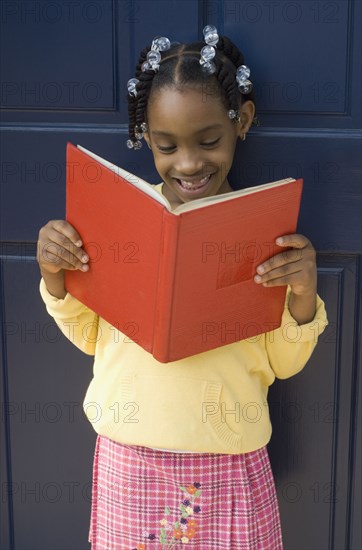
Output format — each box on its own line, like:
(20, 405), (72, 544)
(37, 27), (328, 550)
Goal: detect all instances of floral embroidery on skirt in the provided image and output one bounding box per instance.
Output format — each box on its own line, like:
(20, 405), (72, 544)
(133, 482), (202, 548)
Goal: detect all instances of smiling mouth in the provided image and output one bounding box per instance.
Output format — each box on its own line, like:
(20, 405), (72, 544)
(174, 173), (213, 191)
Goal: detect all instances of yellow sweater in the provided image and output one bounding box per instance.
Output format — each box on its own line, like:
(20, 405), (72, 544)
(39, 185), (328, 454)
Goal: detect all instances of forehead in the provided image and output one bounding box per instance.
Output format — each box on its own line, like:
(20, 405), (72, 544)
(147, 87), (228, 136)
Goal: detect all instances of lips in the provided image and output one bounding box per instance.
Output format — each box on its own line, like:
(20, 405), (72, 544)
(174, 173), (213, 194)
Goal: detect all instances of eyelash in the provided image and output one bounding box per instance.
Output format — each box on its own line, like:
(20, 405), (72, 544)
(157, 138), (220, 153)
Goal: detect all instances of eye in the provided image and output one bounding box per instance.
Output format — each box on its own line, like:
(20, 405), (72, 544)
(201, 138), (220, 147)
(156, 145), (175, 153)
(156, 137), (221, 154)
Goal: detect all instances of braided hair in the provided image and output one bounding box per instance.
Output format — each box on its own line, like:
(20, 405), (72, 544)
(127, 36), (256, 145)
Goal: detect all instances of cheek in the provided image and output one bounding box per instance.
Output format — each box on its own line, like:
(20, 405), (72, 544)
(212, 148), (234, 173)
(154, 156), (169, 174)
(152, 155), (174, 181)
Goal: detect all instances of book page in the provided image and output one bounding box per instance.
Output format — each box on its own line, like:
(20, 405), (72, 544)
(172, 177), (296, 214)
(77, 145), (171, 210)
(77, 145), (295, 216)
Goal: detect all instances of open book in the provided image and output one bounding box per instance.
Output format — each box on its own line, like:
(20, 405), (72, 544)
(64, 142), (303, 362)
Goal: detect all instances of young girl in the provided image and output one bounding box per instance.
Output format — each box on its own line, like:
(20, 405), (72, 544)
(37, 27), (328, 550)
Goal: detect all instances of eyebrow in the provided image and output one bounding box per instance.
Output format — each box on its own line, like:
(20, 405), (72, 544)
(151, 124), (223, 137)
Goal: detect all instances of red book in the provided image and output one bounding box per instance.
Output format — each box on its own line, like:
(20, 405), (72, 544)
(64, 142), (303, 362)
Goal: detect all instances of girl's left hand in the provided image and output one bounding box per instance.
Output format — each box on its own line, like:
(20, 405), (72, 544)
(254, 234), (317, 297)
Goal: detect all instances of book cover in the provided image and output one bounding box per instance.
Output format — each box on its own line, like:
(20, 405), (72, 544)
(64, 142), (303, 362)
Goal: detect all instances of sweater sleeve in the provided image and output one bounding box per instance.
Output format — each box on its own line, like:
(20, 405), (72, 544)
(39, 277), (99, 356)
(265, 286), (328, 379)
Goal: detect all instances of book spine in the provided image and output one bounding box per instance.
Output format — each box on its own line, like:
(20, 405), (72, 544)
(153, 211), (180, 363)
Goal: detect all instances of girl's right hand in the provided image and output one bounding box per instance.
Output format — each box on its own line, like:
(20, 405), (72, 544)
(37, 220), (89, 275)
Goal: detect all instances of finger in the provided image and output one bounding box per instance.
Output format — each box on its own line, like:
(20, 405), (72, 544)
(41, 248), (88, 272)
(256, 248), (304, 275)
(275, 234), (312, 249)
(51, 220), (83, 247)
(39, 232), (88, 270)
(255, 265), (302, 285)
(39, 221), (85, 261)
(43, 242), (89, 271)
(40, 242), (89, 271)
(49, 226), (88, 265)
(259, 270), (303, 288)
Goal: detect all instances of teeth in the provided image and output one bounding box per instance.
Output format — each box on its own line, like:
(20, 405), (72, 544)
(179, 174), (211, 189)
(181, 180), (195, 189)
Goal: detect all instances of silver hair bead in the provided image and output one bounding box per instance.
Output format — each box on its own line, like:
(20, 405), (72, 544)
(236, 65), (250, 81)
(228, 109), (240, 122)
(203, 25), (219, 46)
(126, 139), (142, 150)
(200, 26), (219, 75)
(147, 49), (161, 67)
(151, 36), (171, 52)
(201, 60), (216, 75)
(200, 45), (216, 63)
(236, 64), (253, 95)
(238, 80), (253, 94)
(141, 61), (151, 72)
(127, 78), (139, 97)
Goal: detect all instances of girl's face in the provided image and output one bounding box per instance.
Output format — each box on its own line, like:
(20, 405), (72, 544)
(144, 87), (254, 209)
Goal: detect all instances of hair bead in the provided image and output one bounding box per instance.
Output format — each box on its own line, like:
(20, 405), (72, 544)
(238, 79), (253, 94)
(152, 36), (171, 51)
(126, 138), (142, 150)
(236, 64), (253, 94)
(127, 78), (139, 97)
(143, 36), (172, 73)
(203, 25), (219, 46)
(228, 109), (241, 123)
(147, 49), (161, 69)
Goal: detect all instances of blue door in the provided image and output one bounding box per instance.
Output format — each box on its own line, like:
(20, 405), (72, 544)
(1, 1), (361, 548)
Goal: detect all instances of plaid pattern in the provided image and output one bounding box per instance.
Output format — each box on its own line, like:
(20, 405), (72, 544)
(88, 435), (283, 549)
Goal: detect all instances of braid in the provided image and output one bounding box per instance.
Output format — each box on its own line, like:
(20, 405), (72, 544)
(212, 35), (255, 118)
(217, 36), (245, 69)
(126, 36), (256, 146)
(127, 43), (156, 143)
(127, 94), (138, 143)
(135, 72), (154, 130)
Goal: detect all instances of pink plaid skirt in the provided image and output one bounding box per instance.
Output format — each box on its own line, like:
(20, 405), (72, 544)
(88, 435), (283, 549)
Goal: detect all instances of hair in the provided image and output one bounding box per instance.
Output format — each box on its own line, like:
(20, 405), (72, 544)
(127, 36), (257, 144)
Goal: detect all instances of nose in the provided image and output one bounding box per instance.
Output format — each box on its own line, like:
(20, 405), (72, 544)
(173, 149), (204, 177)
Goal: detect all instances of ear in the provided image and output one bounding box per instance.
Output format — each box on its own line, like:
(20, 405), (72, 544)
(237, 100), (256, 140)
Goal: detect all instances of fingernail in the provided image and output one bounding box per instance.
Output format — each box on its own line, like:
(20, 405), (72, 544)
(81, 255), (89, 263)
(75, 240), (83, 247)
(254, 275), (262, 283)
(257, 265), (265, 274)
(276, 238), (283, 245)
(82, 264), (89, 271)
